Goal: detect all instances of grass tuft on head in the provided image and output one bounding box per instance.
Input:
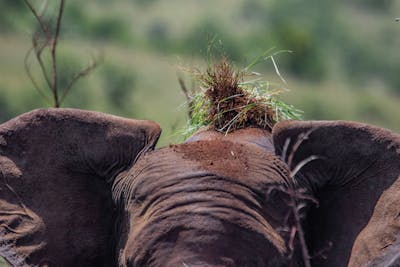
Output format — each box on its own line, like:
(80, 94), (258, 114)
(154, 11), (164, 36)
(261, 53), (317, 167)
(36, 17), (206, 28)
(182, 55), (302, 137)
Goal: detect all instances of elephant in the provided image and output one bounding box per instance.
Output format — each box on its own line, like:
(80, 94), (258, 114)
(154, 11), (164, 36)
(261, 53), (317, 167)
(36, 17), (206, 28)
(0, 108), (399, 267)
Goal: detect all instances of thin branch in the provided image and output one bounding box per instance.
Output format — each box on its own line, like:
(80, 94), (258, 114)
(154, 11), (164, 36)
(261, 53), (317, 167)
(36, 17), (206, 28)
(24, 48), (52, 105)
(267, 185), (316, 266)
(38, 0), (48, 16)
(290, 155), (320, 179)
(24, 0), (99, 108)
(290, 196), (311, 267)
(281, 138), (291, 163)
(32, 33), (52, 89)
(50, 0), (65, 107)
(287, 129), (315, 170)
(59, 57), (100, 105)
(54, 0), (64, 42)
(23, 0), (52, 42)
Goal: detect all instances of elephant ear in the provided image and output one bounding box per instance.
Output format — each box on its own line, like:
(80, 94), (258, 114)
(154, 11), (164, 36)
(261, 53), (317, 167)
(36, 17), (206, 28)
(272, 120), (400, 267)
(0, 108), (160, 267)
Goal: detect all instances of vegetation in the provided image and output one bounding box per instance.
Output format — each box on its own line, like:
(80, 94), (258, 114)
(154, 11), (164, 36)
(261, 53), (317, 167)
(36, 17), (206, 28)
(0, 0), (399, 147)
(182, 55), (302, 137)
(23, 0), (100, 107)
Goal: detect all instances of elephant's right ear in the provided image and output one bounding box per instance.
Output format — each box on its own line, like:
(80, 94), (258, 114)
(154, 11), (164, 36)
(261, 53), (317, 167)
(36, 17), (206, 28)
(0, 108), (161, 266)
(272, 120), (400, 266)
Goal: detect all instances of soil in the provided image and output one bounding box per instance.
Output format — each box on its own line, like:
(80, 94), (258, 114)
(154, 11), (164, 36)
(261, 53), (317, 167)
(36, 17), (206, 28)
(171, 137), (281, 181)
(171, 139), (249, 179)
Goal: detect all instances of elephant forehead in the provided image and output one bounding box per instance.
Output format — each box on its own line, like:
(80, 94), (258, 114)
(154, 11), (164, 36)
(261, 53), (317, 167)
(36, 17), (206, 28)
(116, 140), (290, 266)
(172, 139), (288, 182)
(176, 140), (251, 179)
(114, 139), (290, 206)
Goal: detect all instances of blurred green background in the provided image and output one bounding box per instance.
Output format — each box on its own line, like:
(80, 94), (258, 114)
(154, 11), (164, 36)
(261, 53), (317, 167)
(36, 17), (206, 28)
(0, 0), (399, 148)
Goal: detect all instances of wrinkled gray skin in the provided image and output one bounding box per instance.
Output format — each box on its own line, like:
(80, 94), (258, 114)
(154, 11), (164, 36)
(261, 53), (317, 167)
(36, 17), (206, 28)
(1, 109), (399, 267)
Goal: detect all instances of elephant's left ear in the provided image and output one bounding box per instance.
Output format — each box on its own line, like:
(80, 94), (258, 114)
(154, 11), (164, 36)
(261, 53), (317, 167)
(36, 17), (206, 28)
(272, 120), (400, 266)
(272, 120), (400, 192)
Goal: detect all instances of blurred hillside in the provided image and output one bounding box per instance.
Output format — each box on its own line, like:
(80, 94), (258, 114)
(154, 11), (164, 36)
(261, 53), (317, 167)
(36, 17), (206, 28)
(0, 0), (399, 146)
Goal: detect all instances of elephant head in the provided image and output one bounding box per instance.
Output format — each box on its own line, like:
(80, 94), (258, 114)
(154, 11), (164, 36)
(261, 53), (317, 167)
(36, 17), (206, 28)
(0, 108), (160, 267)
(113, 120), (399, 267)
(113, 127), (295, 267)
(1, 109), (399, 267)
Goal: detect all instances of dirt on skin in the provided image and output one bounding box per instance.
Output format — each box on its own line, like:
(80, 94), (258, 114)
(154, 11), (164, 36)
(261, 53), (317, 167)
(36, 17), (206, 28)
(200, 58), (277, 132)
(172, 140), (249, 179)
(170, 137), (287, 182)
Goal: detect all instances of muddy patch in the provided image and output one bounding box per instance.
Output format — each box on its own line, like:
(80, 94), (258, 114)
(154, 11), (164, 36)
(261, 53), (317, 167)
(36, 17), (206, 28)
(171, 140), (252, 179)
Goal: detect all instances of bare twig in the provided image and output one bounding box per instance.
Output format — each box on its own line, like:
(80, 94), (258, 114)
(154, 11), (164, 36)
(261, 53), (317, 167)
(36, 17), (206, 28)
(24, 0), (100, 107)
(290, 155), (320, 179)
(268, 185), (317, 267)
(24, 48), (52, 105)
(38, 0), (48, 16)
(32, 33), (52, 89)
(287, 129), (315, 170)
(288, 189), (312, 267)
(23, 0), (52, 41)
(59, 56), (100, 105)
(267, 127), (329, 266)
(50, 0), (65, 107)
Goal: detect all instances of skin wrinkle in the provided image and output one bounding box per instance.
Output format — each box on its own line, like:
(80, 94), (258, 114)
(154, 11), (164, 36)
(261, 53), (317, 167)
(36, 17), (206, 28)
(128, 212), (282, 266)
(136, 173), (266, 217)
(115, 147), (276, 210)
(113, 158), (167, 207)
(143, 195), (270, 232)
(153, 209), (277, 244)
(138, 175), (263, 216)
(154, 227), (241, 266)
(0, 203), (45, 267)
(140, 186), (263, 219)
(345, 162), (380, 189)
(321, 160), (378, 191)
(0, 169), (45, 267)
(129, 171), (211, 210)
(116, 136), (292, 267)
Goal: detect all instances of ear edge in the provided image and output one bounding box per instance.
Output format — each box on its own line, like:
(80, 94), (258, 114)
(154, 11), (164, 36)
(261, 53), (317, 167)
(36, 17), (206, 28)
(272, 120), (400, 157)
(272, 120), (400, 191)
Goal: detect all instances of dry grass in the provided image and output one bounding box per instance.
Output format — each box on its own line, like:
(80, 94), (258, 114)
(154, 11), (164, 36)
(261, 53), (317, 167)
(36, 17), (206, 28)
(182, 56), (302, 137)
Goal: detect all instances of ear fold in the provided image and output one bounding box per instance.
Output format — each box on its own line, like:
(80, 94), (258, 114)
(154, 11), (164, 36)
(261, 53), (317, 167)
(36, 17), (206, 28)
(0, 108), (161, 267)
(272, 120), (400, 267)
